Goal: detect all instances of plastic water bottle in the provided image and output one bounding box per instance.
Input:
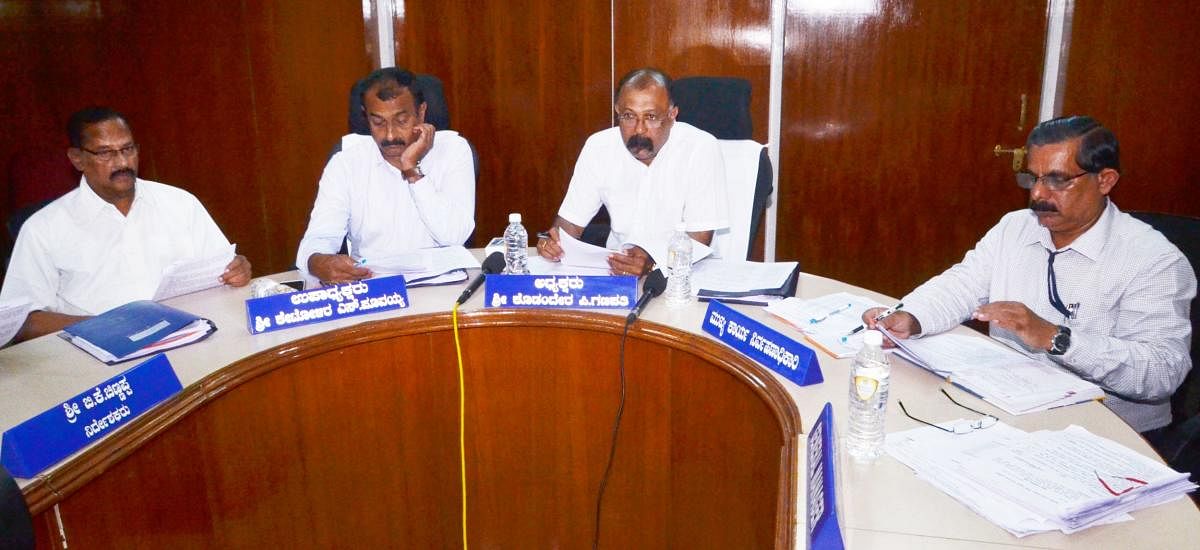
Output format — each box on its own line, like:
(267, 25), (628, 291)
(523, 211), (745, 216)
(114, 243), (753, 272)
(664, 223), (692, 307)
(503, 212), (530, 275)
(846, 330), (891, 462)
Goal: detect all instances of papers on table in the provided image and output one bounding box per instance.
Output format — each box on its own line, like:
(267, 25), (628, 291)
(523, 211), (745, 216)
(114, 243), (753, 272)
(691, 259), (799, 305)
(553, 231), (713, 272)
(886, 422), (1197, 537)
(528, 255), (610, 276)
(362, 245), (478, 287)
(153, 243), (237, 301)
(765, 292), (885, 358)
(60, 300), (216, 364)
(881, 329), (1104, 414)
(0, 300), (33, 346)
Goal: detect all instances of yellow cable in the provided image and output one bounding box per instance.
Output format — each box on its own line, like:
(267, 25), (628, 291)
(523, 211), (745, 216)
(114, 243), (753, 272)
(452, 303), (468, 550)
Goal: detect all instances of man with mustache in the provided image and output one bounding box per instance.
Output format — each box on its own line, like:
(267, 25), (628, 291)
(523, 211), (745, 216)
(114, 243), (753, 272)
(0, 107), (252, 342)
(537, 68), (728, 276)
(864, 116), (1194, 434)
(296, 67), (474, 283)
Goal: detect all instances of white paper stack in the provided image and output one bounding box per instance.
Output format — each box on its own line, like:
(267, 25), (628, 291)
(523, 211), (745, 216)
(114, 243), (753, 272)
(765, 292), (885, 358)
(886, 422), (1197, 537)
(363, 245), (478, 286)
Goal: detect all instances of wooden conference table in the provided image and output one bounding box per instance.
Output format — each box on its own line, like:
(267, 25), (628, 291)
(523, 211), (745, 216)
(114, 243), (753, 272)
(1, 261), (1197, 548)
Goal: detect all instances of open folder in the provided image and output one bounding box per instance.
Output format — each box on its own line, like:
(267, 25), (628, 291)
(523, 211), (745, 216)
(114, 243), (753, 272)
(60, 301), (216, 365)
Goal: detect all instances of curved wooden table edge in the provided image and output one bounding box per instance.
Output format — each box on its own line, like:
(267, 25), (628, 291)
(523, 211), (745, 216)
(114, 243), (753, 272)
(23, 308), (802, 546)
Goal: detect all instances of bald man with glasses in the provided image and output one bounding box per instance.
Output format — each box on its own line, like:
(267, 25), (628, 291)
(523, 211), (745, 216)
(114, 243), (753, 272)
(537, 67), (728, 276)
(864, 116), (1195, 435)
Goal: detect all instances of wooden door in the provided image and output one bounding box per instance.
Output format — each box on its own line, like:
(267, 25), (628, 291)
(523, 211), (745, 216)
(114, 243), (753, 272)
(779, 1), (1050, 298)
(1062, 1), (1200, 218)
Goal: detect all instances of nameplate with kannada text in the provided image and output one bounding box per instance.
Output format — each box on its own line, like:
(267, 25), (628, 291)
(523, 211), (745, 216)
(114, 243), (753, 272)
(701, 300), (822, 386)
(807, 402), (845, 550)
(0, 353), (183, 479)
(246, 275), (410, 334)
(486, 275), (637, 309)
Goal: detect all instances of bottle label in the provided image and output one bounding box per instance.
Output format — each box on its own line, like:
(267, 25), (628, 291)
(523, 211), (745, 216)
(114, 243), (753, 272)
(853, 375), (879, 400)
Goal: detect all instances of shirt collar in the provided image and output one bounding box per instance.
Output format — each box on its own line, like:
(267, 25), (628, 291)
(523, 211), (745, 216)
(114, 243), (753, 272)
(70, 175), (143, 222)
(1021, 198), (1115, 261)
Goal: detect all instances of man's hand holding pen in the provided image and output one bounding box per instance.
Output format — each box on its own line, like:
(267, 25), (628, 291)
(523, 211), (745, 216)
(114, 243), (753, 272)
(859, 304), (921, 348)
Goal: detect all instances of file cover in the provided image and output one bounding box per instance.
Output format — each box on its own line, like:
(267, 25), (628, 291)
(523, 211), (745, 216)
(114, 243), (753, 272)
(61, 300), (216, 364)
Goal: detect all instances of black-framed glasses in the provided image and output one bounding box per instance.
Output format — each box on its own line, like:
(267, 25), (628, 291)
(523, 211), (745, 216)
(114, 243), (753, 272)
(898, 389), (998, 435)
(79, 143), (139, 162)
(1015, 170), (1090, 191)
(616, 111), (669, 129)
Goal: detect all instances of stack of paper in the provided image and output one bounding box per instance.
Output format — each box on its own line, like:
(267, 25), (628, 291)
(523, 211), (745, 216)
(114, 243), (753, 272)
(0, 299), (33, 346)
(363, 245), (478, 286)
(882, 330), (1105, 414)
(765, 292), (885, 357)
(690, 259), (799, 305)
(886, 423), (1197, 536)
(153, 243), (237, 300)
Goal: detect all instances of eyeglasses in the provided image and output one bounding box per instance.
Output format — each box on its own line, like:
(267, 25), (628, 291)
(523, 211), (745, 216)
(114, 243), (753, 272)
(79, 143), (139, 162)
(616, 111), (669, 129)
(898, 389), (999, 435)
(1015, 170), (1090, 191)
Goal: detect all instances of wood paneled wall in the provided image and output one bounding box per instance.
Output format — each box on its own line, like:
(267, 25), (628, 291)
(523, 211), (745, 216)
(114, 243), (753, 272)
(0, 1), (370, 275)
(5, 2), (1196, 297)
(1063, 1), (1200, 218)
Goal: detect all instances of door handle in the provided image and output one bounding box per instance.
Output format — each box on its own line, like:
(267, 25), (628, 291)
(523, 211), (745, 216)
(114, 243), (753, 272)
(993, 145), (1026, 172)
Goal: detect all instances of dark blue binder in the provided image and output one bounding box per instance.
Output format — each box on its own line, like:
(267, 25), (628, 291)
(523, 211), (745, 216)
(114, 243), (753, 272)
(61, 300), (216, 364)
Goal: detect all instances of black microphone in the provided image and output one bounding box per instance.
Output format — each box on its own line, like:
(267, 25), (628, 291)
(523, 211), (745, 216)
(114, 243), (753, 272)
(456, 251), (506, 305)
(626, 269), (668, 324)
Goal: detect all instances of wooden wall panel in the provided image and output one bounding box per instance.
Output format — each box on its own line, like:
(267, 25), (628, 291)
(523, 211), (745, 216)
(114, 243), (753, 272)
(0, 1), (369, 277)
(778, 1), (1048, 297)
(393, 1), (612, 241)
(1062, 2), (1200, 218)
(615, 0), (773, 144)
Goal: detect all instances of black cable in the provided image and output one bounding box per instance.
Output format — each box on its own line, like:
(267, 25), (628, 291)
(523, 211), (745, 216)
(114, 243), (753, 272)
(592, 318), (633, 549)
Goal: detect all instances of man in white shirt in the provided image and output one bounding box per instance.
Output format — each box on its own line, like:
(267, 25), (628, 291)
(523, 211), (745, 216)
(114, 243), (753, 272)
(1, 107), (251, 342)
(537, 68), (728, 276)
(866, 116), (1195, 432)
(296, 68), (475, 283)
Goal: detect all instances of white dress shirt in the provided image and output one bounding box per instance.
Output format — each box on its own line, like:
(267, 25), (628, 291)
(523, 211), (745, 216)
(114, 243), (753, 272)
(903, 201), (1195, 431)
(1, 177), (234, 315)
(557, 122), (729, 252)
(295, 131), (475, 276)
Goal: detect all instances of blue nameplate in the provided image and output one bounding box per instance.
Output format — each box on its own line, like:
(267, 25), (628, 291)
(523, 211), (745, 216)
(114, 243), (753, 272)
(246, 275), (410, 334)
(807, 403), (845, 550)
(701, 300), (822, 386)
(1, 354), (183, 479)
(485, 274), (637, 309)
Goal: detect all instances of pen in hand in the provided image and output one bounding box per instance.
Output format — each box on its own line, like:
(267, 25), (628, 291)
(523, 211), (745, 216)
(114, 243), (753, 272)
(841, 302), (904, 342)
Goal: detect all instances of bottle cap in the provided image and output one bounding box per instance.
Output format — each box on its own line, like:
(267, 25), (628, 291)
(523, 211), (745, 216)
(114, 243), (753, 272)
(863, 330), (883, 347)
(509, 213), (522, 223)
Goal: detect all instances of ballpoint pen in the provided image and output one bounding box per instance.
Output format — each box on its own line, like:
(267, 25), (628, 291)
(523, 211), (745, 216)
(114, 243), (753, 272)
(841, 302), (904, 342)
(809, 303), (852, 324)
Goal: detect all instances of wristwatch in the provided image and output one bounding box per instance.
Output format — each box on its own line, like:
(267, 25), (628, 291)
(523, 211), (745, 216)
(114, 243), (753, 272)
(1048, 325), (1071, 356)
(401, 163), (425, 183)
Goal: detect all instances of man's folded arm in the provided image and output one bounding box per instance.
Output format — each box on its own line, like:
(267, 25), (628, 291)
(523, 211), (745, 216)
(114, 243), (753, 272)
(410, 139), (475, 246)
(14, 310), (89, 343)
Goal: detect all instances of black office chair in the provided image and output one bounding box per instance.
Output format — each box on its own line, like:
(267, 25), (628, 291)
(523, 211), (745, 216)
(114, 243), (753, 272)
(580, 76), (773, 259)
(0, 464), (34, 549)
(1130, 211), (1200, 486)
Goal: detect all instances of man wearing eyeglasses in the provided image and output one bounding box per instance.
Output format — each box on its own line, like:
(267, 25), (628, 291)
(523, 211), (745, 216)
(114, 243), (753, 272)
(0, 107), (252, 342)
(537, 68), (728, 276)
(866, 116), (1195, 434)
(296, 67), (475, 284)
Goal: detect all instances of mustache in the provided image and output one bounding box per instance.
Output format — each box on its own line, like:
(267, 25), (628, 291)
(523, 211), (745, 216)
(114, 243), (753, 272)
(110, 168), (136, 180)
(1029, 200), (1058, 213)
(625, 135), (653, 152)
(380, 138), (406, 147)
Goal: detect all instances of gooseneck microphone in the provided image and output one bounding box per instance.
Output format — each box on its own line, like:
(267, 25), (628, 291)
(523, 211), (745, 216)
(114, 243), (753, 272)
(456, 251), (506, 305)
(625, 269), (668, 324)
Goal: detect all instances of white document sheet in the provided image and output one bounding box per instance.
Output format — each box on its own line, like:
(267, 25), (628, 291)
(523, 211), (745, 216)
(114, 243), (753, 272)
(765, 292), (885, 358)
(690, 259), (797, 295)
(528, 255), (611, 276)
(153, 243), (236, 301)
(554, 231), (713, 271)
(364, 246), (479, 287)
(0, 300), (33, 346)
